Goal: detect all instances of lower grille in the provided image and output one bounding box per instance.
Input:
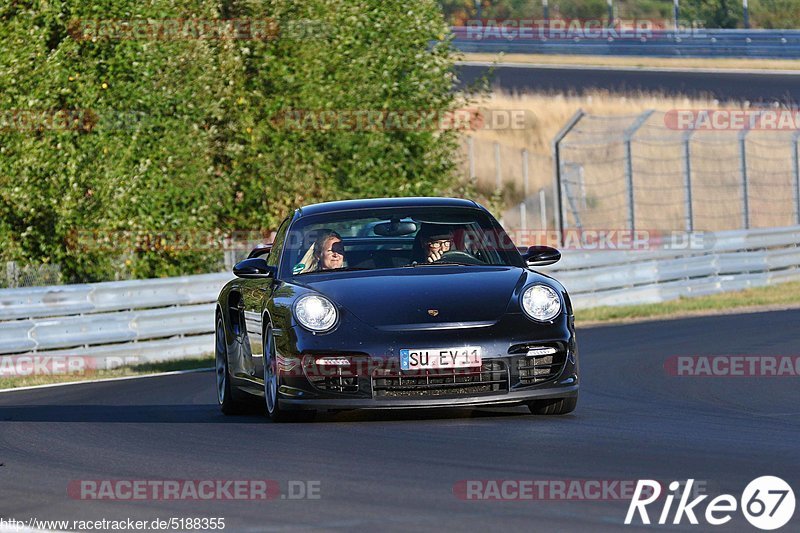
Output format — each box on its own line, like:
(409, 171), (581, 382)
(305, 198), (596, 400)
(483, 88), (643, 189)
(517, 351), (567, 385)
(302, 357), (362, 394)
(372, 360), (508, 398)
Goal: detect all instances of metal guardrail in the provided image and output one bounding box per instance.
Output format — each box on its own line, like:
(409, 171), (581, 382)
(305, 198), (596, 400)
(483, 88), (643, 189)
(0, 225), (798, 365)
(451, 27), (800, 59)
(540, 225), (800, 309)
(0, 272), (229, 364)
(0, 272), (228, 321)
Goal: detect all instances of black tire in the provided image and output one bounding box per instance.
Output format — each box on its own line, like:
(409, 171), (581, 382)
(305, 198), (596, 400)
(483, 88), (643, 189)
(263, 325), (314, 423)
(216, 316), (245, 415)
(527, 395), (578, 415)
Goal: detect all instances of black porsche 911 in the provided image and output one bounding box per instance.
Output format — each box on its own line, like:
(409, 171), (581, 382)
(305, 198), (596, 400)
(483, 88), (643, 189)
(214, 197), (578, 421)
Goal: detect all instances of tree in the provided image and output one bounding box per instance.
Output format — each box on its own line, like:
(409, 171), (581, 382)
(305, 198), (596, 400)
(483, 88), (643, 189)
(682, 0), (742, 28)
(0, 0), (461, 282)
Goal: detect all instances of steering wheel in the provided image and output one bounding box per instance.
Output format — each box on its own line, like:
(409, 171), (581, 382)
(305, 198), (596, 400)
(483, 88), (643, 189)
(434, 250), (485, 266)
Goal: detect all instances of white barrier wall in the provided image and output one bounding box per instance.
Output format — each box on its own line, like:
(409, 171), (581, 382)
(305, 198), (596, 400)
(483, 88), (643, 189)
(0, 272), (229, 364)
(541, 226), (800, 309)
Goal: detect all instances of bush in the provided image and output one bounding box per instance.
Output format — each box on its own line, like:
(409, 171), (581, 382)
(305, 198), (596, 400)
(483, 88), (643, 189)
(679, 0), (741, 29)
(750, 0), (800, 29)
(0, 0), (461, 282)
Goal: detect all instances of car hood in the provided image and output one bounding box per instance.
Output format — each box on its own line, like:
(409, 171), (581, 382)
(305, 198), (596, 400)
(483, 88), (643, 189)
(294, 266), (527, 330)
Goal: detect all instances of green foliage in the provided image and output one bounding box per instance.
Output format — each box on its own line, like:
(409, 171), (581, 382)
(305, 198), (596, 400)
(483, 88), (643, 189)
(680, 0), (741, 29)
(553, 0), (609, 19)
(750, 0), (800, 29)
(0, 0), (461, 282)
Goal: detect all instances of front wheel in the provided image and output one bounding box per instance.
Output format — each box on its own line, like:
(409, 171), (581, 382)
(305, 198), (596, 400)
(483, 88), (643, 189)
(263, 325), (313, 422)
(527, 395), (578, 415)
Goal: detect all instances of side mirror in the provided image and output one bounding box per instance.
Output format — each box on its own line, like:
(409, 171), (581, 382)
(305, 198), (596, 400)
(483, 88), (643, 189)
(247, 243), (272, 259)
(522, 245), (561, 267)
(233, 257), (276, 278)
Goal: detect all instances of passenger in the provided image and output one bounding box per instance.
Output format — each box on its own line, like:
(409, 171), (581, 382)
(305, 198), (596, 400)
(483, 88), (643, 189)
(296, 230), (346, 273)
(316, 232), (345, 270)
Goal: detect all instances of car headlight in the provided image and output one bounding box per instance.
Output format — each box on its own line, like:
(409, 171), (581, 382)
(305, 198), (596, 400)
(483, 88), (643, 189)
(294, 294), (338, 332)
(521, 284), (562, 322)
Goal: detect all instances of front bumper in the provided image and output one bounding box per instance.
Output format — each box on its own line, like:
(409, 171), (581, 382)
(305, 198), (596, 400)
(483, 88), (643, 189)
(279, 382), (578, 410)
(274, 311), (579, 411)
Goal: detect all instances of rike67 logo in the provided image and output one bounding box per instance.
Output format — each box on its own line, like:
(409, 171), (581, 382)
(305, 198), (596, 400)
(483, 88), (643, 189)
(625, 477), (795, 530)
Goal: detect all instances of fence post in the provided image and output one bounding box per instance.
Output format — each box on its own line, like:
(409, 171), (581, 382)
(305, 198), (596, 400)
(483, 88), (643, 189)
(738, 128), (750, 229)
(552, 109), (585, 246)
(6, 261), (19, 289)
(539, 188), (547, 231)
(467, 136), (475, 182)
(793, 130), (800, 225)
(522, 148), (529, 199)
(682, 129), (695, 233)
(519, 202), (527, 232)
(623, 110), (655, 234)
(224, 250), (236, 273)
(494, 141), (501, 192)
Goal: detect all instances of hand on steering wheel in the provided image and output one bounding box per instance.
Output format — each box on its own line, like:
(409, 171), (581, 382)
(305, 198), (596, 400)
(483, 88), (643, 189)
(427, 248), (445, 262)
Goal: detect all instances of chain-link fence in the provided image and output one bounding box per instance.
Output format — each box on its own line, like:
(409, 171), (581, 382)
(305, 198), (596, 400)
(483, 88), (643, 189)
(462, 109), (800, 237)
(461, 136), (554, 230)
(554, 109), (800, 234)
(1, 262), (63, 289)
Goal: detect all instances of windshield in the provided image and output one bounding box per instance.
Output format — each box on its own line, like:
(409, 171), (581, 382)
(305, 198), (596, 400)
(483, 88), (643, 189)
(279, 206), (524, 277)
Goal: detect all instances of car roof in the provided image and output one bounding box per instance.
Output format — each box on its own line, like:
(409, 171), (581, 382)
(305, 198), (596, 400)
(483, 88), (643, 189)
(294, 197), (482, 218)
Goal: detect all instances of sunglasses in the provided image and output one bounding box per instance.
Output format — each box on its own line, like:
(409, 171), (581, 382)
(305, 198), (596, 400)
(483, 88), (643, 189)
(326, 241), (345, 255)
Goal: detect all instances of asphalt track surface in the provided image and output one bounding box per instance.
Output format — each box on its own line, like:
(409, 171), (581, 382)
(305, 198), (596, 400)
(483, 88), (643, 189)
(1, 309), (799, 532)
(456, 64), (800, 104)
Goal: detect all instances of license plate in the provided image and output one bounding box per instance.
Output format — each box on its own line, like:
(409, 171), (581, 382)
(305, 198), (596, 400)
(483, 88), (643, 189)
(400, 347), (482, 370)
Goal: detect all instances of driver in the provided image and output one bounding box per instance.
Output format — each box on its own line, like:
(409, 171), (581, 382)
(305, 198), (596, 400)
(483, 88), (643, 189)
(412, 226), (454, 263)
(425, 234), (452, 263)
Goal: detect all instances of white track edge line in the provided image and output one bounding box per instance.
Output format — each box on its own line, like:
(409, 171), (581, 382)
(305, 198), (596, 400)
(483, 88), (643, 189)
(0, 367), (214, 394)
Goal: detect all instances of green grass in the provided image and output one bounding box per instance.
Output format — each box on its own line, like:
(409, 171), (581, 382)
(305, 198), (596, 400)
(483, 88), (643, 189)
(576, 281), (800, 324)
(0, 356), (214, 390)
